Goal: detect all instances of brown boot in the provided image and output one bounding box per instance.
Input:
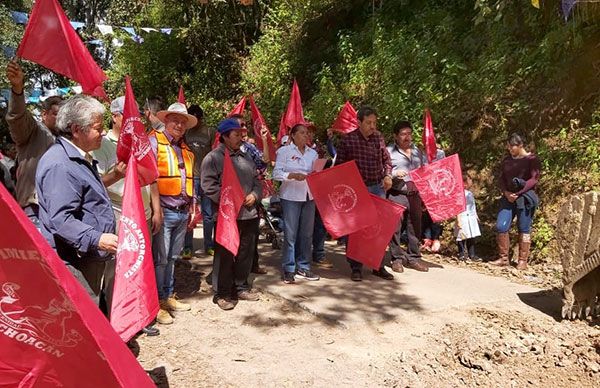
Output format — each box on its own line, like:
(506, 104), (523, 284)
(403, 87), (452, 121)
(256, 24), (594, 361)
(516, 233), (531, 270)
(489, 233), (510, 266)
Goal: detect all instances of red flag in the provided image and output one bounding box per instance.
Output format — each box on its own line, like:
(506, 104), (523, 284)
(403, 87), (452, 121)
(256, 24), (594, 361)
(423, 109), (437, 163)
(306, 161), (378, 239)
(409, 154), (466, 222)
(331, 101), (358, 134)
(213, 96), (247, 149)
(178, 85), (186, 105)
(216, 151), (245, 255)
(116, 76), (159, 187)
(16, 0), (108, 98)
(110, 156), (159, 342)
(347, 195), (405, 269)
(248, 95), (276, 162)
(278, 79), (305, 144)
(0, 184), (154, 386)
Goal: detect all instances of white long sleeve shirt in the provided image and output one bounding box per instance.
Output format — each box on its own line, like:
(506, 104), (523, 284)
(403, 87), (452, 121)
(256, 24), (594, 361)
(273, 143), (318, 202)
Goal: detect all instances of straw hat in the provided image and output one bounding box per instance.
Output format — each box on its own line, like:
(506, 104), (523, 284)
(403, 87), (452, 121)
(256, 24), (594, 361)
(156, 102), (198, 129)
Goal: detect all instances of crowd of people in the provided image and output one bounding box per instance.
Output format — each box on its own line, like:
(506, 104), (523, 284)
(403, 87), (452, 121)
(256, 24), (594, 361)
(1, 60), (541, 331)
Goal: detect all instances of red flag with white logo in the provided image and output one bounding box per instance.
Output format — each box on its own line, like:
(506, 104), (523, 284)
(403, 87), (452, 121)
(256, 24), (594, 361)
(331, 101), (358, 134)
(213, 96), (247, 149)
(409, 154), (465, 222)
(347, 194), (405, 269)
(216, 151), (245, 255)
(248, 95), (276, 162)
(423, 109), (437, 163)
(306, 161), (378, 239)
(110, 156), (159, 342)
(0, 183), (154, 386)
(116, 76), (159, 187)
(16, 0), (108, 98)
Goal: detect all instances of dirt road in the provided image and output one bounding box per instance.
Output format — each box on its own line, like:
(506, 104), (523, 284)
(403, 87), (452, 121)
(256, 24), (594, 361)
(134, 238), (599, 387)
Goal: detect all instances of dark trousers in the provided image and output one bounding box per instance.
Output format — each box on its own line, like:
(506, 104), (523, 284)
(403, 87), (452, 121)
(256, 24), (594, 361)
(457, 238), (476, 258)
(212, 218), (259, 298)
(66, 259), (115, 318)
(312, 209), (327, 262)
(388, 193), (423, 264)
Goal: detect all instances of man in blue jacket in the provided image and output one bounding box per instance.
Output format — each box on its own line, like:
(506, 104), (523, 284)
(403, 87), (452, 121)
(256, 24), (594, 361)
(36, 95), (118, 316)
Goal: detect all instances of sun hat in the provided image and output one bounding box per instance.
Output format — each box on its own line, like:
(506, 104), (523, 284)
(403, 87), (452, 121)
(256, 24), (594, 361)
(156, 102), (198, 129)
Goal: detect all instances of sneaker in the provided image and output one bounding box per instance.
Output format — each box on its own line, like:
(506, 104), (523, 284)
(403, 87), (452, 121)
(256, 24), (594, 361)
(206, 248), (215, 256)
(313, 258), (334, 269)
(141, 324), (160, 336)
(237, 290), (260, 301)
(214, 296), (235, 310)
(391, 260), (404, 273)
(164, 295), (191, 311)
(296, 269), (320, 281)
(372, 267), (394, 280)
(181, 248), (193, 260)
(350, 270), (362, 282)
(282, 272), (296, 284)
(422, 238), (433, 251)
(156, 308), (173, 325)
(431, 240), (441, 253)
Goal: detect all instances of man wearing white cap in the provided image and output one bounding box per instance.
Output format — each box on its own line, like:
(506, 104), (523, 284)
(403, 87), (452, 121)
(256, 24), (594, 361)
(149, 102), (197, 324)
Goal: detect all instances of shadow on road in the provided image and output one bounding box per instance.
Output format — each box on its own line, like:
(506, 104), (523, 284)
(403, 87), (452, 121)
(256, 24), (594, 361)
(517, 288), (563, 321)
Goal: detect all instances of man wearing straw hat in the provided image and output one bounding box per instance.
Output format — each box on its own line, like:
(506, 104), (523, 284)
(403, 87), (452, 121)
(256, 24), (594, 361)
(149, 102), (197, 324)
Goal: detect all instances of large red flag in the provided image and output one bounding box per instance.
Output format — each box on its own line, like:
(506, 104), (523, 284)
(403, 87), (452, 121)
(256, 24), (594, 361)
(331, 101), (358, 134)
(306, 161), (378, 239)
(16, 0), (108, 99)
(409, 154), (466, 222)
(213, 96), (247, 149)
(178, 85), (186, 105)
(110, 156), (159, 342)
(278, 79), (305, 144)
(347, 195), (405, 269)
(216, 151), (245, 255)
(0, 184), (154, 386)
(423, 109), (437, 163)
(116, 76), (159, 187)
(248, 95), (276, 162)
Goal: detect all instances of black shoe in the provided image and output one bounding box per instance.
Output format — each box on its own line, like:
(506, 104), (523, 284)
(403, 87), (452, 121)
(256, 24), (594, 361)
(372, 267), (394, 280)
(282, 271), (296, 284)
(350, 270), (362, 282)
(469, 256), (483, 262)
(141, 325), (160, 336)
(296, 269), (320, 281)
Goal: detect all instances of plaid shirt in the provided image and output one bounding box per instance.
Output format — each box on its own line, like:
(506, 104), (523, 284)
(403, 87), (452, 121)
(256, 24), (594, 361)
(336, 128), (392, 184)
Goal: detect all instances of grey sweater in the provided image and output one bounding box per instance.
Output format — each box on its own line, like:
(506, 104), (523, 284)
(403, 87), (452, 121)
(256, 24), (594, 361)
(200, 143), (262, 220)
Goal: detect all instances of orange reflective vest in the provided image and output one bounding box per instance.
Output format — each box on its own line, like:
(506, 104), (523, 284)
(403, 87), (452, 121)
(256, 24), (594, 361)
(154, 131), (194, 196)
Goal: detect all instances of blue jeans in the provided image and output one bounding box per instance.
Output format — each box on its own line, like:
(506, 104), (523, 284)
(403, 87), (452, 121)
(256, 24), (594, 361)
(422, 211), (442, 240)
(152, 208), (188, 300)
(496, 197), (535, 233)
(281, 198), (315, 273)
(312, 209), (327, 262)
(23, 205), (41, 232)
(347, 183), (385, 271)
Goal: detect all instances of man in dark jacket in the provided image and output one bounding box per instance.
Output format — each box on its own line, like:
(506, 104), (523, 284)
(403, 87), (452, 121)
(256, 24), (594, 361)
(201, 118), (262, 310)
(36, 95), (118, 315)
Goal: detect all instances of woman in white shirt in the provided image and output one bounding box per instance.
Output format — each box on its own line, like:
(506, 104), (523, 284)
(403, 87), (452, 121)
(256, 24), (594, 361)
(273, 124), (320, 284)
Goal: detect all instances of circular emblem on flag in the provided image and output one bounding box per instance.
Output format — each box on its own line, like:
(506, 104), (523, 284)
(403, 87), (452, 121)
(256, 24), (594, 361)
(220, 186), (235, 220)
(0, 281), (82, 351)
(429, 168), (456, 197)
(328, 184), (358, 213)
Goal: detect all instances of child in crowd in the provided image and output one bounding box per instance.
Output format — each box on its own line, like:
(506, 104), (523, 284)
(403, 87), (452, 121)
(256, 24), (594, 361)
(454, 173), (481, 261)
